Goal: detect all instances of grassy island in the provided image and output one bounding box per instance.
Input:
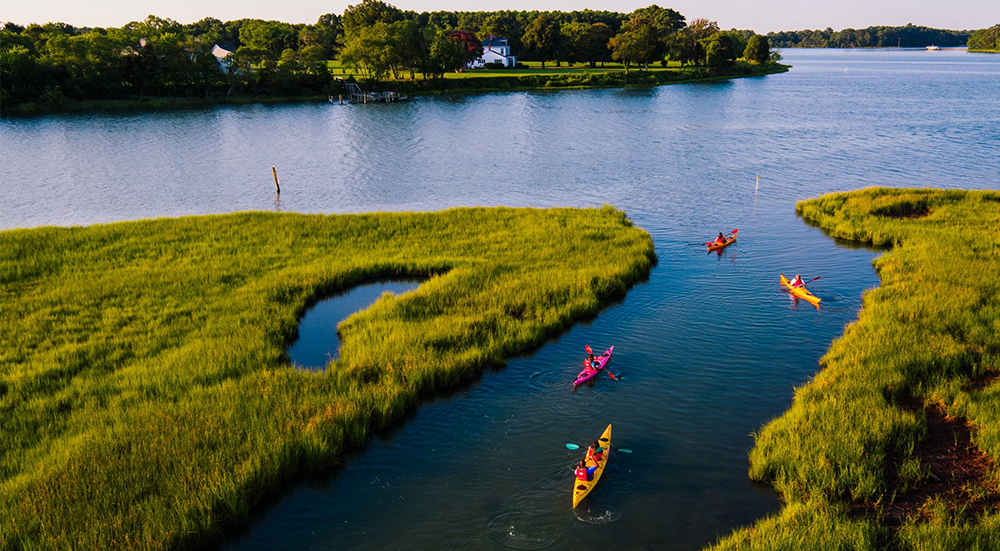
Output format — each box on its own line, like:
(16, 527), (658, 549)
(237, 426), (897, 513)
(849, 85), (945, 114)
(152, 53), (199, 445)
(0, 207), (655, 550)
(713, 188), (1000, 550)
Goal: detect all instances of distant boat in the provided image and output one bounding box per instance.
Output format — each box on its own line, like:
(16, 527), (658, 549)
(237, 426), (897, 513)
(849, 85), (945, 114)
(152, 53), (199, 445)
(926, 45), (941, 51)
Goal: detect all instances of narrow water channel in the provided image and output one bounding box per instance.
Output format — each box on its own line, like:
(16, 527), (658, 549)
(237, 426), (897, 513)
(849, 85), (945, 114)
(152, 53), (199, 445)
(287, 280), (424, 370)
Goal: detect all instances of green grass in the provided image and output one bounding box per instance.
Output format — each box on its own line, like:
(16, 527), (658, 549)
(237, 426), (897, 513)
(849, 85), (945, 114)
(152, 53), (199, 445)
(0, 207), (655, 550)
(711, 188), (1000, 550)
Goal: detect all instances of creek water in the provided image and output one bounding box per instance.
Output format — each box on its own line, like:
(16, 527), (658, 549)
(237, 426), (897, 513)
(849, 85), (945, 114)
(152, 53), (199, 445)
(2, 48), (998, 549)
(287, 280), (423, 370)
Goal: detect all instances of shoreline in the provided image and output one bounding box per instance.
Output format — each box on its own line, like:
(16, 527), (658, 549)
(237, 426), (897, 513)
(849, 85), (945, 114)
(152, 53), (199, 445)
(1, 63), (788, 118)
(712, 188), (1000, 550)
(0, 207), (657, 550)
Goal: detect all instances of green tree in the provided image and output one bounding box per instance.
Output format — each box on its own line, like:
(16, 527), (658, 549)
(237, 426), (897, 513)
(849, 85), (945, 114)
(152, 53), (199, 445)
(610, 19), (660, 71)
(669, 18), (719, 66)
(300, 13), (343, 58)
(239, 20), (299, 58)
(561, 21), (613, 66)
(628, 5), (685, 36)
(744, 34), (770, 63)
(701, 31), (737, 67)
(968, 24), (1000, 51)
(427, 29), (465, 77)
(342, 0), (403, 35)
(522, 13), (562, 68)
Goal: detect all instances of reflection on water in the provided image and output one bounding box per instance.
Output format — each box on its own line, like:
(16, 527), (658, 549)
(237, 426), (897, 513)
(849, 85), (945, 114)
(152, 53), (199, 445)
(2, 48), (997, 551)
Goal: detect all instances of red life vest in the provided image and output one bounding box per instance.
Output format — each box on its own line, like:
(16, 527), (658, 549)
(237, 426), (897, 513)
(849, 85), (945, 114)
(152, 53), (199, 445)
(575, 466), (589, 481)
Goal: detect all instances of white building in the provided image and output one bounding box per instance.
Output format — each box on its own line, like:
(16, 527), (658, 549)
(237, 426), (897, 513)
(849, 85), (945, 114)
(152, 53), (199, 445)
(468, 36), (517, 68)
(211, 44), (235, 70)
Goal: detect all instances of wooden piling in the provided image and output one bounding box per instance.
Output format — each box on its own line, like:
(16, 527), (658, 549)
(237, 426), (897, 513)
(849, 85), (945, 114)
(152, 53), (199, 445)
(272, 166), (280, 196)
(339, 94), (342, 105)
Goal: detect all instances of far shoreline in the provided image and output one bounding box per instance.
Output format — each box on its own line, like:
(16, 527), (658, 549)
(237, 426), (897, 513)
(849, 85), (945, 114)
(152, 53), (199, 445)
(1, 63), (789, 118)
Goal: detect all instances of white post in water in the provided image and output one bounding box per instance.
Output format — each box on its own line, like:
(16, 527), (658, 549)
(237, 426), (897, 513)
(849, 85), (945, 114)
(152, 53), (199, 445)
(272, 166), (281, 196)
(755, 175), (759, 194)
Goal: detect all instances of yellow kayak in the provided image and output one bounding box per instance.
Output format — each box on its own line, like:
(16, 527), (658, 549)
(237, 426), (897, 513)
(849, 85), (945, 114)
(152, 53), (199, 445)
(572, 424), (612, 508)
(781, 274), (821, 308)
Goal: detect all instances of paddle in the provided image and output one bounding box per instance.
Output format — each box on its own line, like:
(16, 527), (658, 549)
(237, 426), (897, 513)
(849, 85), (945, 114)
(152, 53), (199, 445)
(608, 371), (619, 381)
(780, 276), (821, 292)
(705, 229), (738, 247)
(566, 443), (633, 453)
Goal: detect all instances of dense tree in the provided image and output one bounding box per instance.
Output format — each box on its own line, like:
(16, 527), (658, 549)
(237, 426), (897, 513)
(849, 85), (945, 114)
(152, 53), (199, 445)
(427, 29), (466, 77)
(669, 18), (719, 66)
(522, 13), (562, 68)
(700, 31), (738, 67)
(744, 34), (770, 63)
(561, 22), (613, 66)
(239, 20), (300, 58)
(767, 24), (971, 48)
(609, 24), (660, 73)
(968, 24), (1000, 51)
(342, 0), (403, 35)
(448, 30), (484, 67)
(300, 14), (343, 58)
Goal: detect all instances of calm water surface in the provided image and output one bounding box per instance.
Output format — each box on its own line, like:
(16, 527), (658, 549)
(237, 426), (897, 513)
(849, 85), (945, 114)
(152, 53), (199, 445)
(3, 48), (998, 550)
(288, 280), (422, 370)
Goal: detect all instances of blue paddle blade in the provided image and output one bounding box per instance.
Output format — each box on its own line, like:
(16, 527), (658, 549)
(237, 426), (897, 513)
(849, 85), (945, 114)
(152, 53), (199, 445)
(618, 448), (633, 454)
(565, 443), (580, 450)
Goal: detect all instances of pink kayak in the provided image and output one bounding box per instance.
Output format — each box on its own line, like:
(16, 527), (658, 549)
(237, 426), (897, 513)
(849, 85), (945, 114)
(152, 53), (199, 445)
(573, 346), (614, 386)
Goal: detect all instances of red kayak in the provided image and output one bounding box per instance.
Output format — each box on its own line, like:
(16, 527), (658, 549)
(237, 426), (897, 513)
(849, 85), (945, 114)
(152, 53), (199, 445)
(573, 346), (614, 386)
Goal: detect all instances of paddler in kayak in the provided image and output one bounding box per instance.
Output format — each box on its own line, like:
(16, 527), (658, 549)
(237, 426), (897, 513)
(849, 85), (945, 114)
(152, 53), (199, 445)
(586, 440), (605, 463)
(789, 274), (806, 288)
(575, 459), (598, 481)
(714, 232), (727, 244)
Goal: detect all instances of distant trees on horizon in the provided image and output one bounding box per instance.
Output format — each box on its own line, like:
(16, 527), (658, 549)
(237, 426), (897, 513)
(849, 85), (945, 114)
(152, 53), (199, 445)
(766, 24), (972, 48)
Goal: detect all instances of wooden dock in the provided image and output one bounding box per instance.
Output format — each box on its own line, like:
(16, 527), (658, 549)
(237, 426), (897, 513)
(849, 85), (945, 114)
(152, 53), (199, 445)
(341, 83), (407, 104)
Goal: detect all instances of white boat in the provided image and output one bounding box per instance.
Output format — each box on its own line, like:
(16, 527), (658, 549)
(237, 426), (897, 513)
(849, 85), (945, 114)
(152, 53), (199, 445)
(926, 45), (941, 51)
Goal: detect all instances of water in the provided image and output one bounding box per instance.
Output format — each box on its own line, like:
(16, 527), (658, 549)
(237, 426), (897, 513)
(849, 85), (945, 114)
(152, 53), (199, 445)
(287, 280), (423, 370)
(2, 48), (998, 549)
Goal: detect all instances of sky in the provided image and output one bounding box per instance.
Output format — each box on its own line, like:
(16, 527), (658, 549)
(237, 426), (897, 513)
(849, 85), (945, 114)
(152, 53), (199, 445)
(4, 0), (997, 33)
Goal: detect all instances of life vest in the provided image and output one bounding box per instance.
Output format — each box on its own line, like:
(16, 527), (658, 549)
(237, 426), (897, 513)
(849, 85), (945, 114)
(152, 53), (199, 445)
(716, 236), (726, 243)
(575, 466), (590, 481)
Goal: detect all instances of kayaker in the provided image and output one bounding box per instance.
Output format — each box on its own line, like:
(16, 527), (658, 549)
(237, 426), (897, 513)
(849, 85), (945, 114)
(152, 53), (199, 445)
(575, 459), (598, 481)
(790, 274), (805, 288)
(715, 232), (727, 244)
(585, 353), (596, 369)
(587, 441), (605, 462)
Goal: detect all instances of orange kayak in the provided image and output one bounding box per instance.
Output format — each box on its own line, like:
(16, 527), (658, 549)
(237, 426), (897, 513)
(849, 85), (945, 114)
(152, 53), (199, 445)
(780, 274), (820, 307)
(707, 236), (736, 251)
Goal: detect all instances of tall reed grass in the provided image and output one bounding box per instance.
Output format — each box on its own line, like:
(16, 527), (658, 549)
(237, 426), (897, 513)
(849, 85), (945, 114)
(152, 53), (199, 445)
(0, 207), (655, 550)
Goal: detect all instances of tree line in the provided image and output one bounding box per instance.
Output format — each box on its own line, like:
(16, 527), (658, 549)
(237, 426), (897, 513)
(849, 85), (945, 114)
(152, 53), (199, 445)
(0, 2), (778, 110)
(766, 24), (972, 48)
(968, 24), (1000, 52)
(335, 1), (777, 78)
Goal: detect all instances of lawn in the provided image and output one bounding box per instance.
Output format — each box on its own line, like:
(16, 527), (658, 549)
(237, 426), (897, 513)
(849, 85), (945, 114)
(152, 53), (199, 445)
(0, 207), (655, 550)
(712, 188), (1000, 550)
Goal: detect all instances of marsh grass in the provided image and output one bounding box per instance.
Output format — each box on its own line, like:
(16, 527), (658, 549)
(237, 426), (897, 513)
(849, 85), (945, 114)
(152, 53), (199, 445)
(712, 188), (1000, 550)
(0, 207), (654, 550)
